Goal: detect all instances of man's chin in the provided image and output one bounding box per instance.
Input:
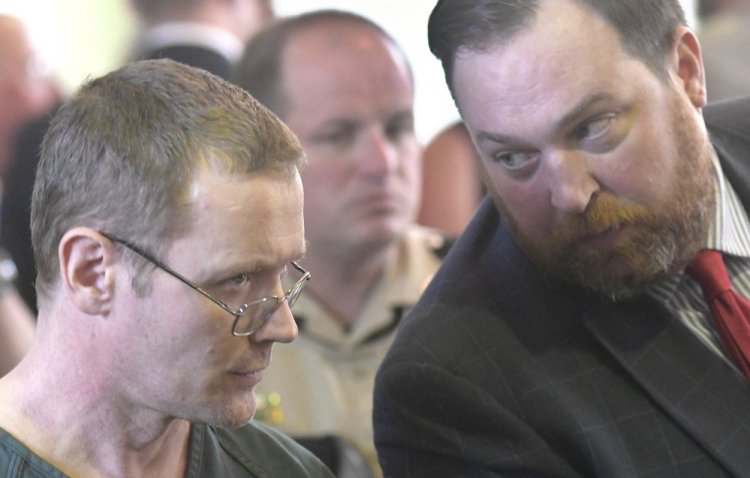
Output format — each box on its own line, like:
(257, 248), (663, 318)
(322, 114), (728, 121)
(209, 410), (256, 429)
(559, 249), (680, 300)
(530, 243), (652, 300)
(355, 218), (408, 247)
(203, 393), (258, 429)
(568, 269), (650, 301)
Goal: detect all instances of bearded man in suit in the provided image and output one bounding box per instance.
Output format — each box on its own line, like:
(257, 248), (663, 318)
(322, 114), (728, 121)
(374, 0), (750, 476)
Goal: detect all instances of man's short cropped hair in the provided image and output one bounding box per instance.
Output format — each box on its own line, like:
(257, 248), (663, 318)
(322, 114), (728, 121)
(232, 9), (412, 119)
(31, 59), (303, 303)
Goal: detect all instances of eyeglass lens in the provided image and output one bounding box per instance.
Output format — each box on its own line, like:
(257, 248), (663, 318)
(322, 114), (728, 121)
(231, 273), (308, 336)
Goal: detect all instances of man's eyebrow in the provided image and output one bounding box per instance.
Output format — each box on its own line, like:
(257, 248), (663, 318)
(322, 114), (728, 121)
(475, 129), (516, 146)
(474, 92), (613, 146)
(552, 92), (612, 132)
(318, 117), (358, 129)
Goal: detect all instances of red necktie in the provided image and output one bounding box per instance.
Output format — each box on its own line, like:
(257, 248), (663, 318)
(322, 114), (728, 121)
(687, 250), (750, 379)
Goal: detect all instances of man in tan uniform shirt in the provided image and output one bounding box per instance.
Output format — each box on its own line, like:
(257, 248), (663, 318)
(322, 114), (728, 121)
(233, 10), (452, 477)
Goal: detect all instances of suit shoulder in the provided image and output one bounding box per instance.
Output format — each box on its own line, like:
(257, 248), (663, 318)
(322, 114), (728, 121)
(704, 97), (750, 138)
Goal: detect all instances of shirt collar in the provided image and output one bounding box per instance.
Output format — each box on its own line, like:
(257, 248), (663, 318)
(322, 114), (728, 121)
(647, 149), (750, 299)
(706, 149), (750, 258)
(143, 22), (243, 64)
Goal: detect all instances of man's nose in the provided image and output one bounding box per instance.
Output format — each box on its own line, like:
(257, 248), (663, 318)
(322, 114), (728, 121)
(545, 149), (599, 214)
(357, 128), (399, 175)
(250, 285), (298, 344)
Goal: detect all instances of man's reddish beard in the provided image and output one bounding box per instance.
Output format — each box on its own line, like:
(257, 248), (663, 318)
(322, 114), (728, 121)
(496, 96), (716, 300)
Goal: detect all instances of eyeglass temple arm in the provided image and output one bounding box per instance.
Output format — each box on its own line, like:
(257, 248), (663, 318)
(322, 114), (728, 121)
(101, 233), (239, 316)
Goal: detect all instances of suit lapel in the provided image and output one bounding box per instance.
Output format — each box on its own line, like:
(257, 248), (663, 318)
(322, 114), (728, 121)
(583, 297), (750, 476)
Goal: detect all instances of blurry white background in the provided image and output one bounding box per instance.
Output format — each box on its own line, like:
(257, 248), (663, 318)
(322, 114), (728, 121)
(0, 0), (697, 143)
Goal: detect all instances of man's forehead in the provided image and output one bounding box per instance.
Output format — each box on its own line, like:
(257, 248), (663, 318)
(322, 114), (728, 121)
(171, 169), (305, 259)
(184, 167), (298, 206)
(282, 19), (410, 80)
(452, 0), (624, 122)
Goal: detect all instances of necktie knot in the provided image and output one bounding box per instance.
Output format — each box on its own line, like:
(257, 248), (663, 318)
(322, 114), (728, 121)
(687, 249), (732, 301)
(687, 248), (750, 379)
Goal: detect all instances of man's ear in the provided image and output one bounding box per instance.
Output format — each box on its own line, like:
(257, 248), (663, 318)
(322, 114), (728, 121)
(58, 228), (117, 315)
(669, 26), (707, 109)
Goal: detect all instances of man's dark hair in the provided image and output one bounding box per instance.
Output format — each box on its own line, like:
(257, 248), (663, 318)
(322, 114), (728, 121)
(428, 0), (687, 98)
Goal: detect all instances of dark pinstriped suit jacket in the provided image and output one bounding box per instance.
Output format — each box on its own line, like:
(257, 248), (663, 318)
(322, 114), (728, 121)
(373, 98), (750, 477)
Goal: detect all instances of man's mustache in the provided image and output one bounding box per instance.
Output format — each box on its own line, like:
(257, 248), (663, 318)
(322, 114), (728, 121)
(553, 194), (654, 240)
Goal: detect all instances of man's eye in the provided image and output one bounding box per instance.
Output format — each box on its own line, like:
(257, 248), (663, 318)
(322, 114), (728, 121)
(492, 151), (538, 171)
(385, 117), (415, 142)
(313, 126), (356, 148)
(323, 131), (352, 144)
(229, 273), (249, 286)
(575, 116), (613, 141)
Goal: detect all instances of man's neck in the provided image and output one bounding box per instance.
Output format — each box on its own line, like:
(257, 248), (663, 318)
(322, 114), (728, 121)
(0, 348), (192, 478)
(303, 243), (398, 328)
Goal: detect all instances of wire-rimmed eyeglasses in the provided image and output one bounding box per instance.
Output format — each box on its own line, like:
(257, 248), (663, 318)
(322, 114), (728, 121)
(101, 233), (310, 336)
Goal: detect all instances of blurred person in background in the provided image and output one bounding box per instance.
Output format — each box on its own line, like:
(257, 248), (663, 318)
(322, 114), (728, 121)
(417, 120), (483, 237)
(1, 0), (276, 313)
(233, 10), (452, 477)
(0, 247), (34, 377)
(698, 0), (750, 102)
(698, 0), (740, 20)
(0, 13), (58, 376)
(129, 0), (275, 80)
(0, 13), (60, 188)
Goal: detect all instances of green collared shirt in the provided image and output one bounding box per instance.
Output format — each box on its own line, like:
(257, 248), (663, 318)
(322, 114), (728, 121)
(0, 422), (334, 477)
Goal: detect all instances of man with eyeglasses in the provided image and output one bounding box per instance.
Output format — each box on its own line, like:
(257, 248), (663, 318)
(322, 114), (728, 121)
(0, 59), (333, 477)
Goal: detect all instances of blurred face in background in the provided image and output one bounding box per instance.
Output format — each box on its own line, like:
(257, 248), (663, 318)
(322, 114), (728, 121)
(0, 15), (60, 176)
(234, 0), (275, 42)
(280, 22), (421, 258)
